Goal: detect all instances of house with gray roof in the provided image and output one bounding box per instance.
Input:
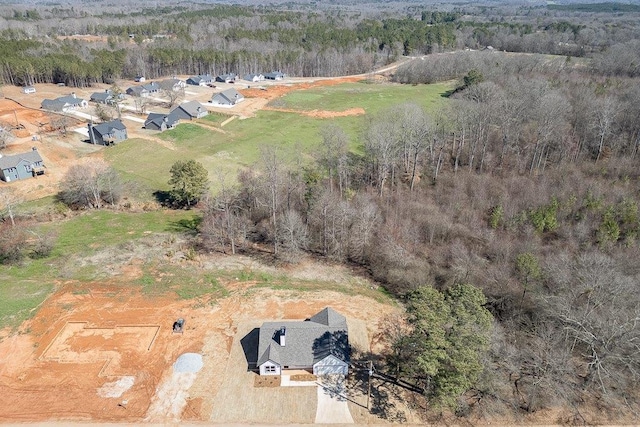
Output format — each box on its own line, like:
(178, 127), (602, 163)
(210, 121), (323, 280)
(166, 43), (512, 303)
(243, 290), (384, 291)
(126, 86), (149, 97)
(142, 82), (160, 95)
(90, 89), (124, 105)
(216, 73), (237, 83)
(144, 111), (180, 131)
(211, 88), (244, 107)
(88, 120), (128, 146)
(41, 94), (88, 112)
(244, 73), (264, 82)
(264, 71), (286, 80)
(186, 74), (214, 86)
(159, 78), (186, 91)
(256, 307), (350, 376)
(0, 148), (45, 182)
(171, 101), (208, 120)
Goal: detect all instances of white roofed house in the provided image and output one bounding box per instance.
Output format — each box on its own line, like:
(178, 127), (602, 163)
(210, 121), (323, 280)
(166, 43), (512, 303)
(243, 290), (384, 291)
(256, 307), (350, 376)
(211, 88), (244, 107)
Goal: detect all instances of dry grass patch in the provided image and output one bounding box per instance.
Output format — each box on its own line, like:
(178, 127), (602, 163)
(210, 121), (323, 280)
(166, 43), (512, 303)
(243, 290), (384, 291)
(291, 374), (316, 382)
(254, 375), (281, 387)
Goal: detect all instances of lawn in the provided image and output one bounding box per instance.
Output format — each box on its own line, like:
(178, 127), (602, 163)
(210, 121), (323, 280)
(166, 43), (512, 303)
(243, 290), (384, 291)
(105, 81), (452, 194)
(274, 81), (451, 114)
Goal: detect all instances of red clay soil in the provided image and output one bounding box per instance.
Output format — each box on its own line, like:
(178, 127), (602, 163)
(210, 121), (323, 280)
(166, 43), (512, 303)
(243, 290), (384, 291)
(262, 106), (366, 118)
(240, 75), (363, 101)
(0, 98), (54, 135)
(0, 282), (204, 422)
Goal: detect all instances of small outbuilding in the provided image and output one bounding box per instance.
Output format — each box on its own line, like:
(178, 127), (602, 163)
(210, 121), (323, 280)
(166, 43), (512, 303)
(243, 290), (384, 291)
(22, 86), (36, 94)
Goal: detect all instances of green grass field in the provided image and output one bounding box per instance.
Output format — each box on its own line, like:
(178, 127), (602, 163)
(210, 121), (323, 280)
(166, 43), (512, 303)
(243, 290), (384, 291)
(105, 81), (451, 194)
(0, 210), (196, 329)
(273, 81), (449, 114)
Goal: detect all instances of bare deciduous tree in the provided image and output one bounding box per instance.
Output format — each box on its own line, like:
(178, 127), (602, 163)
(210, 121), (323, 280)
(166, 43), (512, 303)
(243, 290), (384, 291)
(59, 158), (122, 209)
(0, 187), (21, 226)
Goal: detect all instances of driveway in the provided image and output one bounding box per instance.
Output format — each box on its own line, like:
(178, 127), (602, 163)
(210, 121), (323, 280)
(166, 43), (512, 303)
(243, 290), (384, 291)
(315, 376), (354, 424)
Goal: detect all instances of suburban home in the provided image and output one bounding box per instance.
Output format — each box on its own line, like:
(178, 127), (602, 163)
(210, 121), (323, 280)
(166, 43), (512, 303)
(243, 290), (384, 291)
(257, 307), (350, 376)
(186, 74), (214, 86)
(90, 89), (124, 105)
(264, 71), (286, 80)
(216, 73), (237, 83)
(0, 148), (45, 182)
(211, 88), (244, 106)
(144, 111), (180, 131)
(159, 78), (186, 91)
(41, 94), (88, 112)
(244, 73), (264, 82)
(126, 86), (149, 97)
(88, 119), (128, 145)
(22, 86), (36, 94)
(171, 100), (208, 120)
(142, 82), (161, 95)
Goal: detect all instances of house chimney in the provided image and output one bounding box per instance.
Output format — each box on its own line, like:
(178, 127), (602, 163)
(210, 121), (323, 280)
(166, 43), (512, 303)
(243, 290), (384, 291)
(279, 326), (286, 347)
(71, 92), (76, 98)
(88, 123), (95, 144)
(32, 147), (37, 151)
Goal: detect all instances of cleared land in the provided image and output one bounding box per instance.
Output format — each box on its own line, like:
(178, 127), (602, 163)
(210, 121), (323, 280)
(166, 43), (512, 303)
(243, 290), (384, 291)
(0, 239), (407, 423)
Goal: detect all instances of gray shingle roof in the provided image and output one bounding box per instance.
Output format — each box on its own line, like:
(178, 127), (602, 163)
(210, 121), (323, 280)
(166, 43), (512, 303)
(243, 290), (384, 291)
(0, 150), (43, 170)
(256, 307), (349, 368)
(90, 92), (112, 102)
(175, 100), (206, 117)
(144, 111), (180, 129)
(92, 119), (126, 137)
(212, 88), (244, 105)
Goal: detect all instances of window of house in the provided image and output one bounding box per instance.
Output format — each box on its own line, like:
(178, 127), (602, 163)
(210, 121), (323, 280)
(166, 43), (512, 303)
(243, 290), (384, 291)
(265, 365), (277, 373)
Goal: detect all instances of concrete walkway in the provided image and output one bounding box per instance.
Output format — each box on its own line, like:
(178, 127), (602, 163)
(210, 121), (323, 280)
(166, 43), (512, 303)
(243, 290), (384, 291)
(315, 377), (354, 424)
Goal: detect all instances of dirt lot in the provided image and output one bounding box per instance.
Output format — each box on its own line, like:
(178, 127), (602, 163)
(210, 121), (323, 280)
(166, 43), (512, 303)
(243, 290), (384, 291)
(0, 250), (412, 424)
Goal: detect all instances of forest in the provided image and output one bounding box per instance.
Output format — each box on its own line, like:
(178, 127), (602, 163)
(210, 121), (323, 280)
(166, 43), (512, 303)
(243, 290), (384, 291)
(1, 0), (640, 423)
(1, 1), (640, 85)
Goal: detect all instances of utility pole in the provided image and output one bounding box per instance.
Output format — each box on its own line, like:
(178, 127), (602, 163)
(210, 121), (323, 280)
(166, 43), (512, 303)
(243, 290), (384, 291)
(367, 360), (373, 410)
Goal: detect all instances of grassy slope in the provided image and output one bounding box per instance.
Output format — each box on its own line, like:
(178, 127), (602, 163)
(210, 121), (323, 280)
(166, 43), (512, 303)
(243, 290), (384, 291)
(0, 210), (195, 329)
(105, 81), (451, 193)
(2, 80), (445, 329)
